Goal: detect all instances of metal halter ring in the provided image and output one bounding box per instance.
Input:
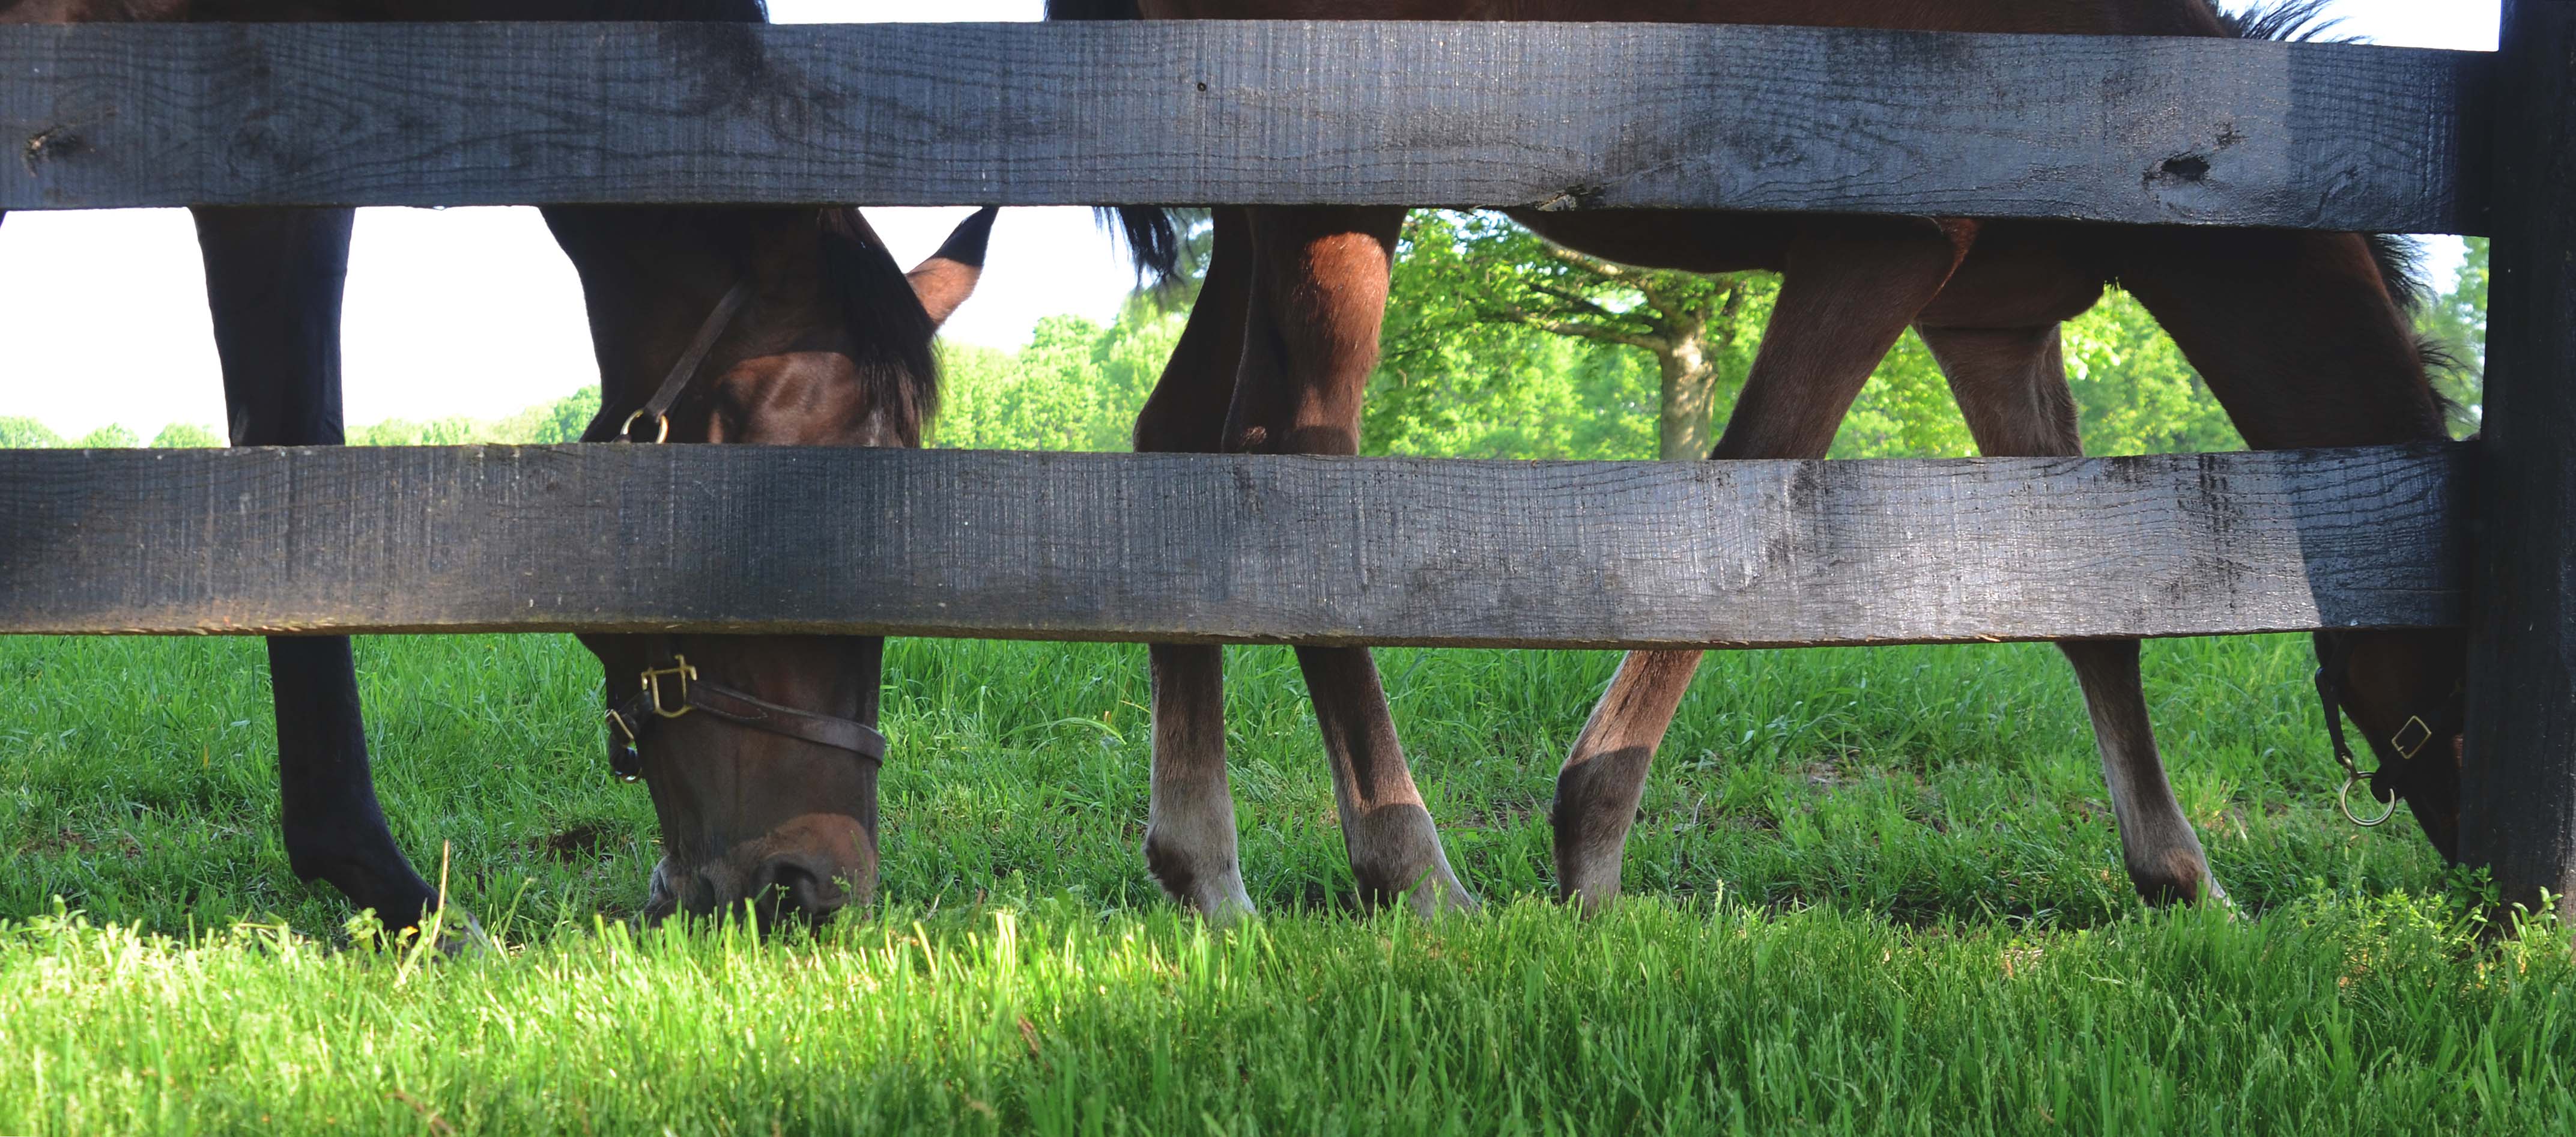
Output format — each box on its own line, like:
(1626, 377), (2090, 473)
(2338, 774), (2399, 828)
(622, 410), (672, 444)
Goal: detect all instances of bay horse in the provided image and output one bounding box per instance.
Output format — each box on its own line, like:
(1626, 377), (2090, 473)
(2, 0), (998, 926)
(1054, 0), (2466, 918)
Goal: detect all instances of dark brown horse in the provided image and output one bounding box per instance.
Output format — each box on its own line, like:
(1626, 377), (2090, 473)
(2, 0), (996, 925)
(1056, 0), (2466, 918)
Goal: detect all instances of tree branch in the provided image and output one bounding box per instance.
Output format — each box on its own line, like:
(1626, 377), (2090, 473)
(1514, 282), (1660, 335)
(1529, 240), (1629, 277)
(1498, 307), (1669, 352)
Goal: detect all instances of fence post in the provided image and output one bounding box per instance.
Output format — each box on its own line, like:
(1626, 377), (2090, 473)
(2465, 0), (2576, 923)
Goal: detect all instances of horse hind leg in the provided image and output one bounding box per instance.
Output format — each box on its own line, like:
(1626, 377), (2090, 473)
(1232, 205), (1473, 916)
(1914, 322), (2222, 906)
(1133, 208), (1257, 922)
(1554, 216), (1972, 911)
(192, 206), (444, 928)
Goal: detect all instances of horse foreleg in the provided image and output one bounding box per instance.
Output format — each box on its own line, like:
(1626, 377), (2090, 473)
(1915, 322), (2222, 905)
(1554, 217), (1971, 911)
(1556, 649), (1702, 909)
(1133, 209), (1258, 921)
(2057, 640), (2222, 904)
(1231, 205), (1473, 915)
(193, 206), (441, 928)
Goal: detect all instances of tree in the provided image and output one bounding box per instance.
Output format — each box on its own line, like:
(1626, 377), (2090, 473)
(497, 388), (604, 444)
(0, 417), (65, 448)
(2062, 288), (2245, 455)
(2417, 236), (2488, 435)
(932, 312), (1182, 452)
(150, 423), (225, 448)
(1827, 330), (1977, 459)
(1383, 212), (1769, 459)
(76, 424), (141, 449)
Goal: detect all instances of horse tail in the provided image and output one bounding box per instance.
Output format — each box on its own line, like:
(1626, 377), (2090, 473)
(1043, 0), (1184, 283)
(1044, 0), (1145, 19)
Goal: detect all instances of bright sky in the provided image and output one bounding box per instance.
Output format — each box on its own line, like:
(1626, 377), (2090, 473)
(0, 0), (2505, 437)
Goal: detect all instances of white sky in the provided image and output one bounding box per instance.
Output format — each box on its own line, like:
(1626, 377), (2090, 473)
(0, 0), (2505, 437)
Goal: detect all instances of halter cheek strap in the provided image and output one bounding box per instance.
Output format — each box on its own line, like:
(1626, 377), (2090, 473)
(581, 277), (759, 444)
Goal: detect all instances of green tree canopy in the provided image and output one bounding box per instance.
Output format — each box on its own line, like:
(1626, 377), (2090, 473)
(1380, 212), (1769, 459)
(933, 313), (1180, 452)
(0, 417), (65, 448)
(2417, 235), (2487, 435)
(150, 423), (225, 448)
(76, 424), (142, 449)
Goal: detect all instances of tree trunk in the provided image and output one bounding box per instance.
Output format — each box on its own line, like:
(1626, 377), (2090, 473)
(1658, 333), (1718, 460)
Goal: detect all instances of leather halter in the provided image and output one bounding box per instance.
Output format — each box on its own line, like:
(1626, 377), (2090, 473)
(2314, 636), (2466, 828)
(604, 646), (889, 782)
(582, 279), (889, 782)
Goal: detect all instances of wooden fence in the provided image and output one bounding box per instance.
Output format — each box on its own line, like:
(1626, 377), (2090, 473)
(1, 14), (2567, 915)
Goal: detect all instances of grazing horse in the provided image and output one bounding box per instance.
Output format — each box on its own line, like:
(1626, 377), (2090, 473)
(2, 0), (997, 924)
(1053, 0), (2465, 918)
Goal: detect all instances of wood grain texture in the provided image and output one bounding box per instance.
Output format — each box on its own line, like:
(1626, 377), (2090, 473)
(0, 20), (2488, 231)
(2462, 0), (2576, 921)
(0, 444), (2465, 645)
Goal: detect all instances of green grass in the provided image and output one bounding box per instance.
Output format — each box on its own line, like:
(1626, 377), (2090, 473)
(3, 633), (2569, 1133)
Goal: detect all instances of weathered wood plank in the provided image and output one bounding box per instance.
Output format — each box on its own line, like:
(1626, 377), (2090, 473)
(2463, 0), (2576, 923)
(0, 20), (2488, 232)
(0, 444), (2465, 645)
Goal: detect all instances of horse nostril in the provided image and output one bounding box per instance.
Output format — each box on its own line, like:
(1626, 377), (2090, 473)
(754, 858), (843, 923)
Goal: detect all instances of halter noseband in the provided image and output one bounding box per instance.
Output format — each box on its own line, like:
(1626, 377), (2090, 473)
(604, 646), (888, 782)
(2314, 636), (2465, 828)
(584, 279), (889, 783)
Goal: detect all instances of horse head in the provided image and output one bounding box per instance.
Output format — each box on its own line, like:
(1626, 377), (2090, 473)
(2316, 628), (2468, 859)
(544, 204), (996, 923)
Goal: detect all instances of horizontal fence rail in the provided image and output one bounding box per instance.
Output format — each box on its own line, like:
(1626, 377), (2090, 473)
(0, 444), (2465, 646)
(0, 20), (2487, 231)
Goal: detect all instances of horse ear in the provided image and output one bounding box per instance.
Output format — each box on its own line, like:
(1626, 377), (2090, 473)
(907, 207), (998, 329)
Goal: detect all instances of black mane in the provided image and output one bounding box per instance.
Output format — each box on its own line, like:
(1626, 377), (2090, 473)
(2212, 0), (2348, 44)
(821, 210), (943, 443)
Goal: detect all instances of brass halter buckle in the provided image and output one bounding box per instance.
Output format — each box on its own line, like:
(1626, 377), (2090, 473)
(641, 656), (699, 719)
(2391, 715), (2435, 762)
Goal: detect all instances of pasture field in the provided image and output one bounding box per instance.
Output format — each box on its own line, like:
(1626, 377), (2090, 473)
(2, 632), (2570, 1133)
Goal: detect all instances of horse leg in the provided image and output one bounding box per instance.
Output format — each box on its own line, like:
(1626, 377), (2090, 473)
(1554, 217), (1972, 911)
(1133, 208), (1259, 921)
(192, 206), (441, 927)
(1916, 323), (2222, 905)
(1226, 204), (1473, 915)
